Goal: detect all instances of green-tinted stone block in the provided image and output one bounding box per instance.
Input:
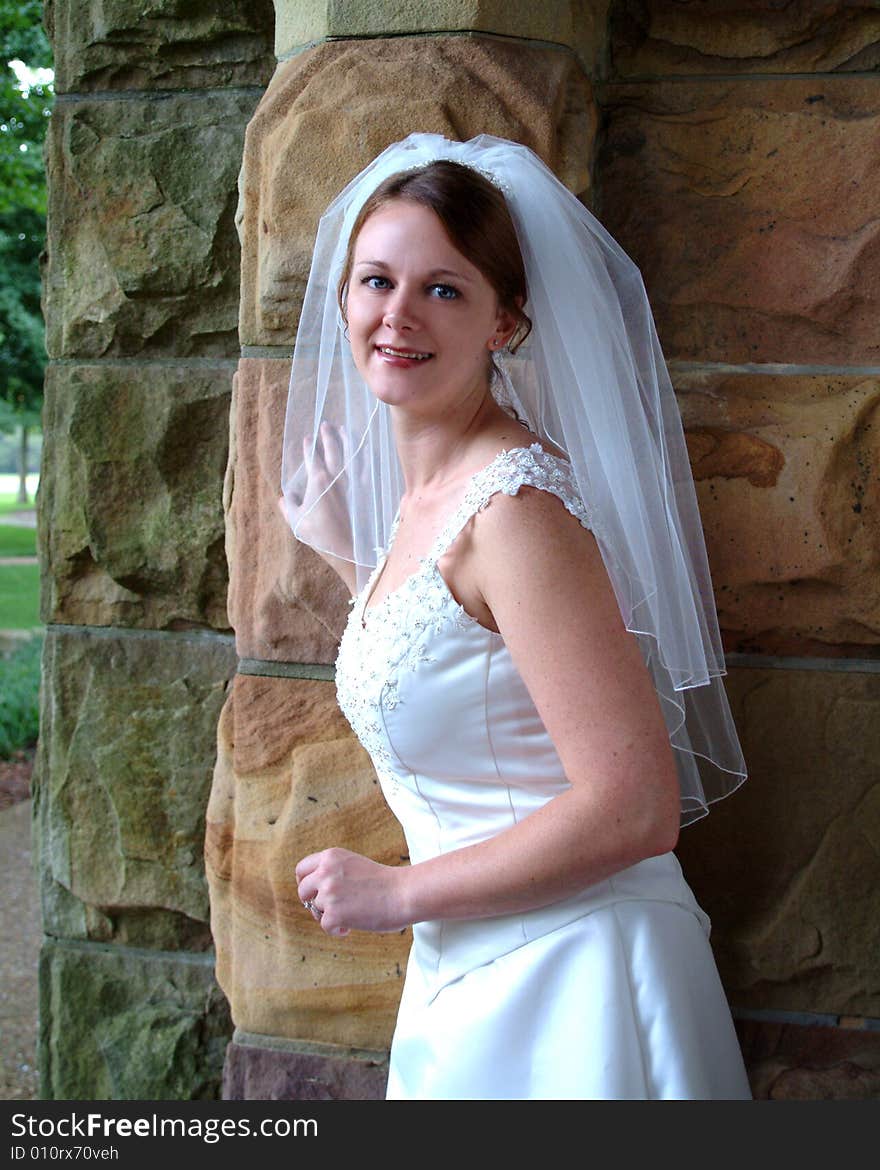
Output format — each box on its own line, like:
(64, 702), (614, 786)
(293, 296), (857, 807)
(46, 0), (275, 92)
(39, 363), (232, 631)
(274, 0), (604, 69)
(39, 939), (231, 1100)
(34, 628), (237, 941)
(44, 92), (258, 359)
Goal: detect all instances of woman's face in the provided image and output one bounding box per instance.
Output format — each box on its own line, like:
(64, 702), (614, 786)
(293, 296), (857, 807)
(345, 200), (513, 415)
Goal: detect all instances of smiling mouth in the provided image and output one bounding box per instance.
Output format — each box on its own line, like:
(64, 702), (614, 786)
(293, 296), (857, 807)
(376, 345), (433, 361)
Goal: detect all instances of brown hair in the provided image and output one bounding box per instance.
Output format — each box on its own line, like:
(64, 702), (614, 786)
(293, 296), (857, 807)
(337, 160), (531, 351)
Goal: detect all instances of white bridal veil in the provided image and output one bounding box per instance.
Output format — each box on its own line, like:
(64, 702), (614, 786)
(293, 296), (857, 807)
(281, 133), (747, 823)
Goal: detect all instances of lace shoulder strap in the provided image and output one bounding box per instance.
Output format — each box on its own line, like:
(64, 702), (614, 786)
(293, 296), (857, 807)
(426, 442), (596, 564)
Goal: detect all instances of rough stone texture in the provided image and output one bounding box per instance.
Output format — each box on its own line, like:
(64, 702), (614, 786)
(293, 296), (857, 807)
(240, 36), (595, 345)
(610, 1), (880, 76)
(205, 674), (410, 1048)
(274, 0), (606, 71)
(598, 78), (880, 365)
(39, 363), (232, 631)
(39, 939), (230, 1100)
(44, 90), (259, 359)
(227, 359), (349, 663)
(677, 664), (880, 1019)
(223, 1036), (388, 1100)
(676, 370), (880, 657)
(45, 0), (276, 93)
(735, 1018), (880, 1100)
(34, 628), (237, 947)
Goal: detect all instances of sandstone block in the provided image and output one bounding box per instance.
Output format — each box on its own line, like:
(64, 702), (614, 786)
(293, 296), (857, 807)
(736, 1017), (880, 1100)
(599, 78), (880, 364)
(46, 0), (275, 93)
(223, 1035), (388, 1100)
(35, 628), (237, 941)
(676, 370), (880, 656)
(205, 674), (410, 1048)
(240, 36), (594, 345)
(274, 0), (605, 70)
(610, 1), (880, 76)
(44, 91), (259, 359)
(227, 358), (349, 663)
(39, 363), (233, 631)
(39, 939), (231, 1100)
(678, 664), (880, 1018)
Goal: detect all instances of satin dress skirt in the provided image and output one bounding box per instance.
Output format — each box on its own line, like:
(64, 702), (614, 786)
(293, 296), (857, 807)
(385, 854), (751, 1101)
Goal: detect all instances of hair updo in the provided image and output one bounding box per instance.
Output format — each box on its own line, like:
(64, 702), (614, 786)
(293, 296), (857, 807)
(337, 159), (532, 352)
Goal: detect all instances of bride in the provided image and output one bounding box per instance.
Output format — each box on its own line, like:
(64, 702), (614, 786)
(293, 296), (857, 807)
(281, 134), (751, 1100)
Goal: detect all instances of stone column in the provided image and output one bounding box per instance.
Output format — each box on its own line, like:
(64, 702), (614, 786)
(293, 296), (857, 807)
(602, 4), (880, 1097)
(207, 1), (604, 1100)
(38, 2), (275, 1098)
(209, 1), (880, 1100)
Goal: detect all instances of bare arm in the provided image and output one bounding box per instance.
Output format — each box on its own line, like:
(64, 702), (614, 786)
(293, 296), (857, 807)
(297, 486), (680, 935)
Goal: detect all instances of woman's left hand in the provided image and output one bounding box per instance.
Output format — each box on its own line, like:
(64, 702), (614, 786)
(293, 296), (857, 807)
(295, 848), (409, 937)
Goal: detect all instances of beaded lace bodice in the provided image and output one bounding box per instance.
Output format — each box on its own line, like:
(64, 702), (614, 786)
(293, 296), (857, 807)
(334, 443), (596, 789)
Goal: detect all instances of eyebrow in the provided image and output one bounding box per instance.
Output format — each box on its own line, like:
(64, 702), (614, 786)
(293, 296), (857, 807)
(353, 260), (474, 283)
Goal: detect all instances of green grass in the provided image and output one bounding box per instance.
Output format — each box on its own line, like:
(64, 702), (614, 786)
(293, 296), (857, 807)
(0, 524), (36, 557)
(0, 479), (39, 516)
(0, 635), (42, 757)
(0, 563), (41, 629)
(0, 496), (35, 517)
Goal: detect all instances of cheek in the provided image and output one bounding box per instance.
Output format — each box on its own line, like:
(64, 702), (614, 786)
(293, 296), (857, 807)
(344, 296), (373, 342)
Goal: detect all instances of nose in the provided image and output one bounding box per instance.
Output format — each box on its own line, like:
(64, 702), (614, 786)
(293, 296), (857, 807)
(382, 286), (418, 331)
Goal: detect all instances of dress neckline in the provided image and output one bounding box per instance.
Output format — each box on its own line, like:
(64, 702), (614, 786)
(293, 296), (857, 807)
(359, 441), (558, 627)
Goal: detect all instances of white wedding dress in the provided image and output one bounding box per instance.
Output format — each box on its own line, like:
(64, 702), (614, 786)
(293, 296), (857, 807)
(335, 444), (751, 1100)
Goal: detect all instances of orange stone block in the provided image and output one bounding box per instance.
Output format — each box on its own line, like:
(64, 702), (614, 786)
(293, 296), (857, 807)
(205, 674), (410, 1047)
(676, 370), (880, 656)
(599, 78), (880, 364)
(239, 35), (595, 345)
(610, 1), (880, 77)
(678, 665), (880, 1018)
(227, 358), (350, 663)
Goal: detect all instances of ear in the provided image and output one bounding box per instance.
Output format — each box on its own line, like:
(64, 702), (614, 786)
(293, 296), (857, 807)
(488, 299), (521, 349)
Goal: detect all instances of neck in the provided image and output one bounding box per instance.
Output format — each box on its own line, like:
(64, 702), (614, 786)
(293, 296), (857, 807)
(390, 383), (508, 494)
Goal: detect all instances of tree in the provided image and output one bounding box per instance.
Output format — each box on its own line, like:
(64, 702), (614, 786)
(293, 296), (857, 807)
(0, 0), (52, 502)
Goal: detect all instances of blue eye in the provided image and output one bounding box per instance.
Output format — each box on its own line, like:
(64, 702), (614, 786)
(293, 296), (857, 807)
(362, 275), (391, 290)
(430, 284), (459, 300)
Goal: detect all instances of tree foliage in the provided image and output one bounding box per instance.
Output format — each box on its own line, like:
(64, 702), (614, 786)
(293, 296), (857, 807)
(0, 0), (52, 422)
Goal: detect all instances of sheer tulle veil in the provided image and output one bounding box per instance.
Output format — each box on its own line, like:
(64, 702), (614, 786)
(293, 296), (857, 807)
(281, 132), (747, 823)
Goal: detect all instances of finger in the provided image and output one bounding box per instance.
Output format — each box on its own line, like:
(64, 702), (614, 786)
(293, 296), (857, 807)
(295, 853), (322, 881)
(320, 915), (349, 938)
(320, 421), (344, 461)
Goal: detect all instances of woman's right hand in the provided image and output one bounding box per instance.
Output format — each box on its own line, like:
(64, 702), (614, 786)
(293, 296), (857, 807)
(279, 421), (359, 594)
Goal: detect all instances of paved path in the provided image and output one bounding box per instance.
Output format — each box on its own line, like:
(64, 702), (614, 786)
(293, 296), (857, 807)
(0, 506), (41, 1097)
(0, 798), (40, 1099)
(2, 512), (37, 528)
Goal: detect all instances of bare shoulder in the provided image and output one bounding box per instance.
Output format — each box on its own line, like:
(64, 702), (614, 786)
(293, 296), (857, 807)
(470, 480), (616, 620)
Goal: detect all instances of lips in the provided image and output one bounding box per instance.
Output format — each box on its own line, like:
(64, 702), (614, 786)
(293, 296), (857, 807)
(375, 345), (433, 361)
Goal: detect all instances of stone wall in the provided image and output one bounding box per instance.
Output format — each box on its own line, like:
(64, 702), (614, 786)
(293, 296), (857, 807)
(39, 1), (879, 1099)
(37, 1), (275, 1098)
(206, 3), (601, 1100)
(603, 1), (880, 1099)
(207, 1), (878, 1100)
